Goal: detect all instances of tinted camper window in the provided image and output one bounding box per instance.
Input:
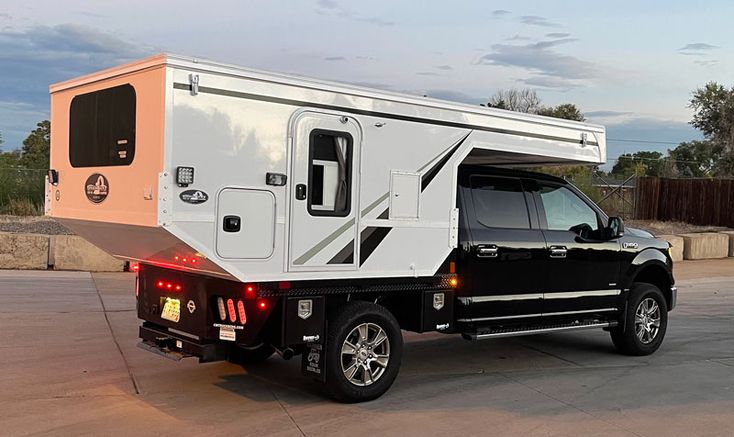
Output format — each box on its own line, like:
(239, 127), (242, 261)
(69, 84), (136, 167)
(308, 130), (352, 217)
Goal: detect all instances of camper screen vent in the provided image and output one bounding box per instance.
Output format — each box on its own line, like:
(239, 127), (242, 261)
(69, 84), (136, 168)
(307, 130), (352, 217)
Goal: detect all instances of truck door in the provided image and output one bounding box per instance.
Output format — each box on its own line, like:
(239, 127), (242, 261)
(531, 181), (622, 315)
(288, 112), (361, 271)
(457, 173), (545, 322)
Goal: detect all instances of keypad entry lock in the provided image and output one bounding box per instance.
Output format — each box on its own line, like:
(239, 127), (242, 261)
(295, 184), (307, 200)
(223, 215), (241, 232)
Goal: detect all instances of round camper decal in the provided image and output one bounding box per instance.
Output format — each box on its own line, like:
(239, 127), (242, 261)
(180, 190), (208, 204)
(85, 174), (109, 204)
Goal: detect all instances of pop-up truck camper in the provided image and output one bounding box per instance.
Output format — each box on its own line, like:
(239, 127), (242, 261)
(48, 54), (675, 402)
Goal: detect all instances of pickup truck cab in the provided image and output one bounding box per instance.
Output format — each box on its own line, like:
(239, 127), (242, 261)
(455, 166), (675, 353)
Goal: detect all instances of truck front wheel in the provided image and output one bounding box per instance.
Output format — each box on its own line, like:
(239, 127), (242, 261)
(610, 282), (668, 356)
(325, 301), (403, 403)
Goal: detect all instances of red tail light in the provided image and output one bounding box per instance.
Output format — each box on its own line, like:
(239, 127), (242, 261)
(226, 299), (236, 323)
(237, 300), (247, 324)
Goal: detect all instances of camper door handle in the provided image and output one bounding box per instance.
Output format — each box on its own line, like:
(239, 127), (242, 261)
(477, 245), (498, 258)
(295, 184), (307, 200)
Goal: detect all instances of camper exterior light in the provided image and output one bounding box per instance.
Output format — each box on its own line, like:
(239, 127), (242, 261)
(176, 166), (194, 187)
(266, 172), (287, 186)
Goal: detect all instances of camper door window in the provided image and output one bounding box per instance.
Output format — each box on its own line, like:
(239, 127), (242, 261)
(69, 84), (136, 167)
(307, 130), (352, 217)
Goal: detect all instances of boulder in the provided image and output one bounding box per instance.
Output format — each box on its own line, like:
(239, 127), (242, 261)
(51, 235), (125, 272)
(0, 232), (49, 269)
(679, 233), (729, 260)
(656, 234), (684, 262)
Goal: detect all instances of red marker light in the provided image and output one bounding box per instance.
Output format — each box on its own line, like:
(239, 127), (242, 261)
(191, 258), (197, 264)
(244, 284), (257, 300)
(174, 256), (180, 261)
(157, 281), (164, 288)
(166, 283), (172, 289)
(130, 262), (140, 272)
(175, 285), (182, 291)
(258, 300), (267, 310)
(182, 258), (188, 262)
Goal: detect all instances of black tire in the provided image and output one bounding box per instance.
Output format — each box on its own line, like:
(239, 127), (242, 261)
(325, 301), (403, 403)
(229, 343), (275, 365)
(610, 282), (668, 356)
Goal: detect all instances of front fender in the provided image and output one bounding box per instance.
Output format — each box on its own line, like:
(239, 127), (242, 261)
(622, 248), (673, 290)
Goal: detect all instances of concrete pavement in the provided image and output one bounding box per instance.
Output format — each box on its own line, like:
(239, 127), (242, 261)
(1, 260), (734, 436)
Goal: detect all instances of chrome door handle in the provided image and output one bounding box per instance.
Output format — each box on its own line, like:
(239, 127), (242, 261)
(549, 246), (567, 258)
(477, 245), (499, 258)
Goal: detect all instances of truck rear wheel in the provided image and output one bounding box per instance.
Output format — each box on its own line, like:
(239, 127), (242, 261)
(325, 301), (403, 403)
(610, 283), (668, 356)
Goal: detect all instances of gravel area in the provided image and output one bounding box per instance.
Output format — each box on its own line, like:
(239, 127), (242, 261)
(626, 219), (731, 235)
(0, 215), (74, 235)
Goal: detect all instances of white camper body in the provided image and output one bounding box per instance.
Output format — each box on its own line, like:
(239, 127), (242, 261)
(48, 54), (606, 284)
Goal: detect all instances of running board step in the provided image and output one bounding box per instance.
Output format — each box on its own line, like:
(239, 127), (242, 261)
(462, 320), (617, 341)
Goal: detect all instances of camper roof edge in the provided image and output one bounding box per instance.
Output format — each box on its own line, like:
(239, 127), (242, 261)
(49, 52), (605, 135)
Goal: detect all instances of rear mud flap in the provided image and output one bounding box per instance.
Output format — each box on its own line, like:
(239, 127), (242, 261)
(302, 342), (326, 382)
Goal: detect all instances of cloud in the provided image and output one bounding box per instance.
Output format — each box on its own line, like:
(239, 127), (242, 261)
(0, 23), (154, 149)
(434, 65), (452, 70)
(478, 37), (595, 88)
(315, 1), (394, 26)
(693, 59), (719, 67)
(416, 72), (440, 76)
(678, 43), (718, 52)
(505, 34), (532, 41)
(585, 110), (633, 118)
(492, 10), (511, 17)
(546, 32), (570, 38)
(324, 56), (346, 61)
(519, 15), (561, 28)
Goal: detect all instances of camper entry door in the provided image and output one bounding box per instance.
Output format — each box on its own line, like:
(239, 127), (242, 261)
(288, 112), (362, 271)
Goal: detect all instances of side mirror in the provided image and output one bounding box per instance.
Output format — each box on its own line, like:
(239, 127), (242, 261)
(607, 216), (625, 239)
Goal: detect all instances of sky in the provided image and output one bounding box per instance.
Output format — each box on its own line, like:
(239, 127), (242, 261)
(1, 0), (733, 166)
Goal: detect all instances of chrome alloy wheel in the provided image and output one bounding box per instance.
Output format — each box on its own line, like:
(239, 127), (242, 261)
(635, 297), (661, 344)
(340, 322), (390, 386)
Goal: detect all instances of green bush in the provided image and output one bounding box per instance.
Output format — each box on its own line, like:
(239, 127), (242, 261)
(0, 167), (46, 215)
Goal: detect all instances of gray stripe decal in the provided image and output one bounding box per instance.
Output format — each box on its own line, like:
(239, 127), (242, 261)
(293, 218), (355, 265)
(361, 192), (389, 218)
(173, 83), (597, 146)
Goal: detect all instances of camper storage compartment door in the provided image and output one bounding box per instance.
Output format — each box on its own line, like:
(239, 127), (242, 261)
(216, 188), (275, 259)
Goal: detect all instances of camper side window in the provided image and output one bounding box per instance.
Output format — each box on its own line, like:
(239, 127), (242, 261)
(308, 130), (352, 217)
(69, 84), (136, 168)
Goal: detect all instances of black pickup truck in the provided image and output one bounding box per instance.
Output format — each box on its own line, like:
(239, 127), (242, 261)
(137, 166), (675, 402)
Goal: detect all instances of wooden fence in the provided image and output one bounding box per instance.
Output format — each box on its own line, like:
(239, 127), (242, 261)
(635, 177), (734, 227)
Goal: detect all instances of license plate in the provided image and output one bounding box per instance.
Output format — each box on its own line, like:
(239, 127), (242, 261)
(161, 298), (181, 323)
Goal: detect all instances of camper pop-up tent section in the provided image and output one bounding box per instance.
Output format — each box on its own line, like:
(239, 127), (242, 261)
(48, 53), (605, 283)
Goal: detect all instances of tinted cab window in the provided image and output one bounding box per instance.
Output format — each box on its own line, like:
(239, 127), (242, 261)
(470, 176), (530, 229)
(538, 184), (599, 231)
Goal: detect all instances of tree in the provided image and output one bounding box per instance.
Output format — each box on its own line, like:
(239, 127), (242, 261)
(611, 151), (665, 177)
(18, 120), (50, 169)
(537, 103), (585, 122)
(686, 82), (734, 176)
(668, 140), (724, 177)
(487, 88), (542, 114)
